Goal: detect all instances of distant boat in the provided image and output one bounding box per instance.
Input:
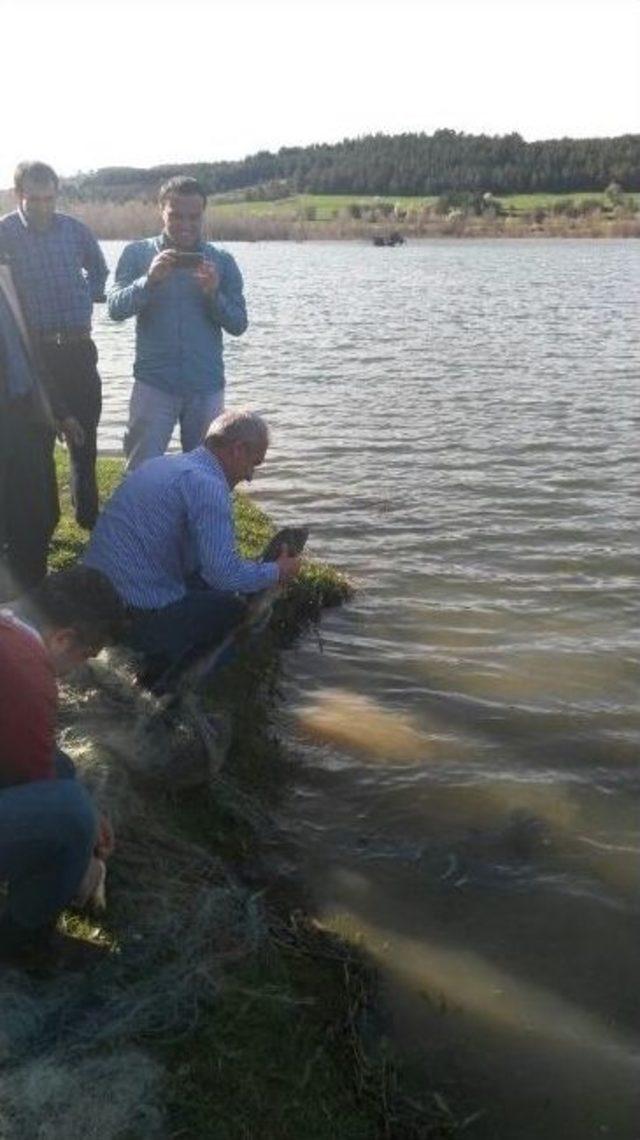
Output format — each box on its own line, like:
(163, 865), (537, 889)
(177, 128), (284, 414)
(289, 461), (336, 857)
(372, 232), (405, 247)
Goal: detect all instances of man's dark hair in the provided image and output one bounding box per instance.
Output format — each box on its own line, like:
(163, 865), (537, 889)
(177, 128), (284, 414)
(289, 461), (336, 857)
(158, 176), (207, 206)
(23, 567), (126, 646)
(14, 161), (59, 194)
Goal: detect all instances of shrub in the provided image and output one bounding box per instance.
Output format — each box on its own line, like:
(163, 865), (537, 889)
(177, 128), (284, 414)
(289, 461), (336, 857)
(577, 197), (603, 215)
(552, 198), (577, 217)
(605, 180), (624, 205)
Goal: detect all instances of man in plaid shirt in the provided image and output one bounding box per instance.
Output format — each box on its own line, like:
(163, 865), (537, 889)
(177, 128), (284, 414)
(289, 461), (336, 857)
(0, 162), (108, 529)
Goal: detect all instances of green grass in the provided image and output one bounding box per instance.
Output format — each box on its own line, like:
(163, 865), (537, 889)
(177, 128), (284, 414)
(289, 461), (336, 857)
(500, 190), (639, 212)
(50, 452), (122, 570)
(165, 940), (401, 1140)
(209, 193), (437, 219)
(206, 190), (640, 221)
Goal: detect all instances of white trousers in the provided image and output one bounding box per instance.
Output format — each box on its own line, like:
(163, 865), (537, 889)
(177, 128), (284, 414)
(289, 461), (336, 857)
(124, 381), (225, 471)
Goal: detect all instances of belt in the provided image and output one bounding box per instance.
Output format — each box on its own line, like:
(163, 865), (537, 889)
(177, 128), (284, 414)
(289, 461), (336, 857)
(40, 329), (92, 346)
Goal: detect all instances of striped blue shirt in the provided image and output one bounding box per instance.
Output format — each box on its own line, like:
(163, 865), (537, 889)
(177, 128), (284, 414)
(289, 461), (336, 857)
(83, 447), (278, 608)
(0, 211), (108, 333)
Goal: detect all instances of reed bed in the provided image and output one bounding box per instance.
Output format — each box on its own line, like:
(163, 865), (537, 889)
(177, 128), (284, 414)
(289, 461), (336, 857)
(36, 196), (640, 242)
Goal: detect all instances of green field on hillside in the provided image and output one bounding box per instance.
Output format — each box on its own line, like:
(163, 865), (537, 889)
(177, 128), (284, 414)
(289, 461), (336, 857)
(207, 190), (639, 220)
(501, 190), (639, 211)
(209, 193), (436, 218)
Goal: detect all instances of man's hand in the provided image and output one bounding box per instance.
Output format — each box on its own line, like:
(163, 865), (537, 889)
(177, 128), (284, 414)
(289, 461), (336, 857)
(276, 548), (302, 584)
(193, 260), (220, 296)
(95, 812), (115, 860)
(58, 416), (85, 448)
(147, 250), (179, 286)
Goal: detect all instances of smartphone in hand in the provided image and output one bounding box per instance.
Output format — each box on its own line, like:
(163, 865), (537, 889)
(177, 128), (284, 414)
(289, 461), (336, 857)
(172, 251), (204, 267)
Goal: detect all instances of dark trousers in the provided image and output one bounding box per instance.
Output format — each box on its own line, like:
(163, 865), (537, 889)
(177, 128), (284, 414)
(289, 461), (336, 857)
(40, 339), (102, 530)
(124, 588), (246, 689)
(0, 749), (96, 931)
(0, 394), (59, 600)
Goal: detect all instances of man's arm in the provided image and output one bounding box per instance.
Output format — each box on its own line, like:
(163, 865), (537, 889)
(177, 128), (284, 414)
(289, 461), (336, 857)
(188, 473), (279, 594)
(0, 265), (69, 424)
(79, 223), (109, 303)
(209, 252), (248, 337)
(0, 219), (10, 265)
(0, 622), (56, 786)
(107, 242), (152, 322)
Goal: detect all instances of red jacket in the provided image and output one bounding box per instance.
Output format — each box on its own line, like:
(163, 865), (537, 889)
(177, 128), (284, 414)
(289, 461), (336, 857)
(0, 612), (56, 786)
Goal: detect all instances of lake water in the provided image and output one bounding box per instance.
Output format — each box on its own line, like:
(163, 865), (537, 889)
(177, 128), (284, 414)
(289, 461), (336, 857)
(96, 239), (640, 1138)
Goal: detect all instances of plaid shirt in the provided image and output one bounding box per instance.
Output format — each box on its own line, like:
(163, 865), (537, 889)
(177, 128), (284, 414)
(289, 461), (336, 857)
(0, 210), (108, 334)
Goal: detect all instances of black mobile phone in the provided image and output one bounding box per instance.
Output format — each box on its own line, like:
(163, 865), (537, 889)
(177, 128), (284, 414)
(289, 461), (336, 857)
(173, 251), (204, 266)
(260, 526), (309, 563)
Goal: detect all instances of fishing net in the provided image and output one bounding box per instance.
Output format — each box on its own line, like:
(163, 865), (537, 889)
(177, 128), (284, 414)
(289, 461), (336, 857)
(0, 649), (265, 1139)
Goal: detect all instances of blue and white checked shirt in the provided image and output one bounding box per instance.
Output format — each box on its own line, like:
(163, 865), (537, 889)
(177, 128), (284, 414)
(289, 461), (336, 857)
(84, 447), (278, 608)
(0, 211), (108, 334)
(108, 236), (247, 395)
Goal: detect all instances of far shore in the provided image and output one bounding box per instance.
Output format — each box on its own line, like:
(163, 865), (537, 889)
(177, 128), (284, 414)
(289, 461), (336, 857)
(88, 212), (640, 243)
(2, 189), (635, 242)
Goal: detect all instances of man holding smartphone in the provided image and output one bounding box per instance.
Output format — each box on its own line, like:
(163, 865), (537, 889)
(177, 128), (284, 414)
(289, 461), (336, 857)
(108, 176), (248, 470)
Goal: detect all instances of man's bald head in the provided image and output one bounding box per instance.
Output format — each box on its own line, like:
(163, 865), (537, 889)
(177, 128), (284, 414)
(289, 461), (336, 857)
(205, 409), (269, 487)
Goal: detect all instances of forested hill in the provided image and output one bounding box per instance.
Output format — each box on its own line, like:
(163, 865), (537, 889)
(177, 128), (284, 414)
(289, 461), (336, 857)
(63, 130), (640, 202)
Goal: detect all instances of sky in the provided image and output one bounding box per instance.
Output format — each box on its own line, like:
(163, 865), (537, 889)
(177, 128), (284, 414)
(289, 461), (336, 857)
(1, 0), (638, 188)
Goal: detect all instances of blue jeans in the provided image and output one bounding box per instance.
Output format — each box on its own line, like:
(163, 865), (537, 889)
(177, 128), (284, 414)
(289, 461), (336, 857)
(124, 382), (224, 472)
(124, 587), (246, 687)
(0, 750), (97, 930)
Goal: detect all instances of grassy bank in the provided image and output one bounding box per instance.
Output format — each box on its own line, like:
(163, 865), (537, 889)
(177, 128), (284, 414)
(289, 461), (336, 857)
(0, 452), (453, 1139)
(41, 191), (640, 241)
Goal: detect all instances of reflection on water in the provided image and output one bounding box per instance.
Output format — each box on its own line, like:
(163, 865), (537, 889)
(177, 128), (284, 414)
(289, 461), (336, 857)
(95, 239), (640, 1138)
(331, 911), (640, 1061)
(327, 910), (640, 1140)
(295, 687), (429, 762)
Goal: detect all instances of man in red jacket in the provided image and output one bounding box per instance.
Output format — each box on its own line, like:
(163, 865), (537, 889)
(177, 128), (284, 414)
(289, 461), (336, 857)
(0, 566), (124, 970)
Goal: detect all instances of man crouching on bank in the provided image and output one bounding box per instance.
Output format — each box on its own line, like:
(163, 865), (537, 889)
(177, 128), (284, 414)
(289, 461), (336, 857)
(84, 409), (301, 688)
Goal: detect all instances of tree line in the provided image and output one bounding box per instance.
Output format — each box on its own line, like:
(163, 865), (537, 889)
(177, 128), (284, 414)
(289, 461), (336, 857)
(63, 130), (640, 202)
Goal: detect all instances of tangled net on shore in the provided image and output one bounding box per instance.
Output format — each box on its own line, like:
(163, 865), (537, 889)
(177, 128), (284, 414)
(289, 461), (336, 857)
(0, 650), (265, 1140)
(0, 1051), (164, 1140)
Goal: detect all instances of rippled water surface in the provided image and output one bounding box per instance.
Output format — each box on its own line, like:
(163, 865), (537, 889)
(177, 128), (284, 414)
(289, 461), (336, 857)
(97, 239), (640, 1138)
